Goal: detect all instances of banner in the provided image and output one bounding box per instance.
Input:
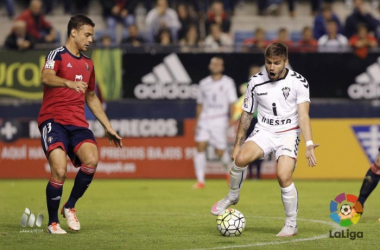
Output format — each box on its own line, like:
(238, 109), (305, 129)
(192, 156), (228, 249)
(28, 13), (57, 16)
(0, 49), (122, 100)
(294, 119), (380, 180)
(123, 52), (380, 100)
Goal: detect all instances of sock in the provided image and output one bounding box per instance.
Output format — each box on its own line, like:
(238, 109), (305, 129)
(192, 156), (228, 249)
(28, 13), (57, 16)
(358, 163), (380, 207)
(194, 151), (206, 184)
(220, 151), (231, 172)
(228, 161), (247, 198)
(46, 178), (63, 225)
(281, 182), (298, 227)
(65, 164), (96, 208)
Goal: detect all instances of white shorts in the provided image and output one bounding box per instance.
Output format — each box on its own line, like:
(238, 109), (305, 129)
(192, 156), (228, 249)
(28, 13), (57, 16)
(195, 119), (228, 150)
(245, 129), (300, 160)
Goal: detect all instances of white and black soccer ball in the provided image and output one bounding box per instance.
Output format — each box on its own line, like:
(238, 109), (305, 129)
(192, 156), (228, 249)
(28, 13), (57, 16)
(340, 204), (352, 216)
(216, 208), (246, 236)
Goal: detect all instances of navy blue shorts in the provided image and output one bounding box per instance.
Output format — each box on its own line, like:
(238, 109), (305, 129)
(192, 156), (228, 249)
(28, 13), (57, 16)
(39, 119), (97, 167)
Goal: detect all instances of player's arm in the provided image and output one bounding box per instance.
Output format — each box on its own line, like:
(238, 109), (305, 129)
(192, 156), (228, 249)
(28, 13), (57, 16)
(195, 104), (202, 125)
(231, 111), (254, 160)
(41, 69), (88, 93)
(86, 91), (122, 148)
(297, 102), (319, 167)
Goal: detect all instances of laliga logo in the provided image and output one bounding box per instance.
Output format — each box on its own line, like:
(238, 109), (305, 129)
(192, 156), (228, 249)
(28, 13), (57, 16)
(329, 193), (364, 240)
(20, 208), (44, 228)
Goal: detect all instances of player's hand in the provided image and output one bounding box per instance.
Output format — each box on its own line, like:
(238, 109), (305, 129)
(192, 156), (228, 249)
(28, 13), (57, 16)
(306, 143), (319, 167)
(231, 145), (240, 160)
(66, 81), (88, 93)
(105, 128), (123, 148)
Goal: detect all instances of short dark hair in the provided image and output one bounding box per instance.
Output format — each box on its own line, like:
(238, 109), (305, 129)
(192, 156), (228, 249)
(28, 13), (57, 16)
(265, 43), (288, 60)
(67, 15), (95, 37)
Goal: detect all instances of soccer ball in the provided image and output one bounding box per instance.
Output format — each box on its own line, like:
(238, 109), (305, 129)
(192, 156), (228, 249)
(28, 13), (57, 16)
(216, 208), (246, 236)
(340, 204), (352, 216)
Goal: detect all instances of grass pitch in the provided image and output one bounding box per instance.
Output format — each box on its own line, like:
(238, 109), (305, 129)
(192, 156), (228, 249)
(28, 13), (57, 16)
(0, 179), (379, 250)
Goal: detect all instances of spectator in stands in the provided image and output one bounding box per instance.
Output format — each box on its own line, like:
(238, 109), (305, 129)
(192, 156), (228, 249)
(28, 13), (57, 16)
(297, 26), (318, 52)
(349, 23), (378, 58)
(156, 28), (173, 45)
(4, 20), (34, 50)
(100, 34), (113, 48)
(146, 0), (181, 43)
(345, 0), (379, 39)
(204, 23), (233, 52)
(16, 0), (56, 43)
(1, 0), (15, 18)
(177, 3), (198, 41)
(120, 24), (146, 46)
(205, 1), (231, 35)
(318, 20), (349, 52)
(100, 0), (138, 30)
(313, 3), (343, 40)
(242, 27), (267, 51)
(179, 24), (201, 52)
(271, 27), (293, 47)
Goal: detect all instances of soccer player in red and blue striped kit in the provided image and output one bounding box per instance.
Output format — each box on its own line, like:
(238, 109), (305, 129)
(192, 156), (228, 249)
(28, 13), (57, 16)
(38, 15), (122, 234)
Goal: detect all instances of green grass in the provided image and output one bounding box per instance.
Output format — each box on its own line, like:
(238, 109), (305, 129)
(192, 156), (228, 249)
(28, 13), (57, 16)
(0, 179), (379, 250)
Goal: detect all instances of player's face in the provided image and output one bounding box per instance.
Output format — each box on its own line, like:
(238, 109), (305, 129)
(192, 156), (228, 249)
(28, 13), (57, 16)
(265, 56), (288, 81)
(209, 58), (224, 75)
(74, 24), (94, 51)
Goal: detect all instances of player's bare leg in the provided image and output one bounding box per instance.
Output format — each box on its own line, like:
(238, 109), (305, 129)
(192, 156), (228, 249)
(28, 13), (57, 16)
(211, 141), (264, 215)
(62, 143), (98, 231)
(356, 151), (380, 221)
(46, 148), (67, 234)
(276, 155), (298, 237)
(193, 141), (207, 189)
(216, 148), (230, 183)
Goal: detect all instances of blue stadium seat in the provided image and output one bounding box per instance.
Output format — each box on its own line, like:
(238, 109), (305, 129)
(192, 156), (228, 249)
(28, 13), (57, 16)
(265, 31), (277, 42)
(55, 30), (61, 46)
(234, 31), (254, 44)
(290, 31), (302, 43)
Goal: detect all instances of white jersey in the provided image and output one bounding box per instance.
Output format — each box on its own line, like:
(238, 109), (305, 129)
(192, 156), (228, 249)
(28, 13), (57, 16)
(243, 69), (310, 133)
(197, 75), (238, 122)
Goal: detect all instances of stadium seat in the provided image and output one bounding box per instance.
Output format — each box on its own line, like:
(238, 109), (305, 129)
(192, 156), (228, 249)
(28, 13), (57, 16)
(234, 31), (253, 45)
(265, 31), (277, 42)
(290, 31), (302, 43)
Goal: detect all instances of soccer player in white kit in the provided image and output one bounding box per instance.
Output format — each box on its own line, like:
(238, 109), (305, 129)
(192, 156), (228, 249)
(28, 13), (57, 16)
(193, 56), (238, 189)
(210, 43), (319, 236)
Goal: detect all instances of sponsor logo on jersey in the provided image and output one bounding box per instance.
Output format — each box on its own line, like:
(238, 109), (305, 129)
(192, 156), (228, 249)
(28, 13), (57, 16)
(44, 60), (55, 69)
(352, 125), (380, 163)
(261, 117), (292, 126)
(282, 87), (290, 100)
(348, 57), (380, 99)
(134, 54), (197, 99)
(75, 75), (83, 82)
(257, 92), (268, 96)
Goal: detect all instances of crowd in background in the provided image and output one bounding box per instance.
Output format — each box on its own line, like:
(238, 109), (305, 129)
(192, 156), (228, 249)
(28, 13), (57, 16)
(3, 0), (380, 57)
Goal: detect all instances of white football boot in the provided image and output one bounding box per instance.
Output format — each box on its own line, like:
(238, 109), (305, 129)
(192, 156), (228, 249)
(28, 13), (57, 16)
(61, 205), (81, 231)
(211, 195), (239, 216)
(276, 225), (298, 237)
(47, 223), (67, 234)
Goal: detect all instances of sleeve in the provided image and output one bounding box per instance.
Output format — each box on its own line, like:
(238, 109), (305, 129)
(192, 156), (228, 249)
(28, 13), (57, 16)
(242, 79), (257, 114)
(296, 79), (310, 104)
(88, 66), (96, 92)
(196, 82), (203, 104)
(228, 80), (238, 103)
(43, 49), (62, 72)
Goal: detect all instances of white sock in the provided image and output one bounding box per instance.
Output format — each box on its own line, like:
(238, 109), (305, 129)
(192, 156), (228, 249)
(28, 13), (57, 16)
(228, 161), (247, 199)
(194, 151), (206, 184)
(280, 182), (298, 227)
(220, 151), (231, 172)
